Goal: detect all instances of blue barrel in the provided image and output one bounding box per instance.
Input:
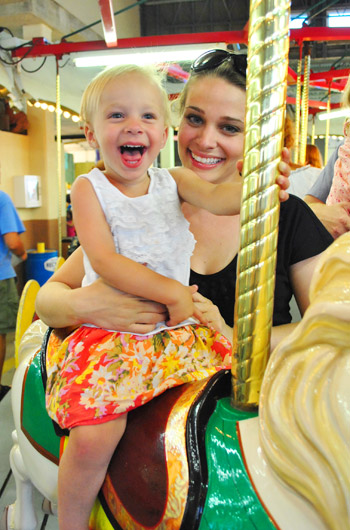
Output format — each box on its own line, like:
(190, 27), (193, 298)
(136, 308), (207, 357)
(25, 249), (58, 286)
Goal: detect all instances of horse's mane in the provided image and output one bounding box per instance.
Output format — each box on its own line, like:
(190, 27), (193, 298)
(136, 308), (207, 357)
(259, 233), (350, 530)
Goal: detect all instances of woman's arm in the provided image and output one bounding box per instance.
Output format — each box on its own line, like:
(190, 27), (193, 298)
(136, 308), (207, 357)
(303, 198), (350, 238)
(289, 253), (322, 316)
(35, 247), (168, 332)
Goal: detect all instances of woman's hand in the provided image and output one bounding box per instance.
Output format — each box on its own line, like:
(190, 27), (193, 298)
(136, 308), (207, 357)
(236, 146), (291, 202)
(192, 288), (233, 342)
(277, 147), (291, 201)
(36, 277), (168, 334)
(78, 280), (169, 333)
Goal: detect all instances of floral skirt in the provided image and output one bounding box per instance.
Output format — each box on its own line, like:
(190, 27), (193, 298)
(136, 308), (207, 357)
(45, 325), (231, 430)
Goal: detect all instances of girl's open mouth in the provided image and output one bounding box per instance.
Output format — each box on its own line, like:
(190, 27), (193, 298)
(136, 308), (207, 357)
(120, 144), (146, 167)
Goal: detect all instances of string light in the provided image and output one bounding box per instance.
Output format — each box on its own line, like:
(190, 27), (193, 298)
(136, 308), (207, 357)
(28, 99), (80, 123)
(313, 134), (344, 140)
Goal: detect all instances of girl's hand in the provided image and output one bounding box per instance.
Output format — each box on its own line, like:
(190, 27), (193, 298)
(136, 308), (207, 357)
(236, 146), (291, 202)
(166, 285), (203, 326)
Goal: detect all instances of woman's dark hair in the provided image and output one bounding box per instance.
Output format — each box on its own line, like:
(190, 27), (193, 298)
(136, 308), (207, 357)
(177, 59), (246, 115)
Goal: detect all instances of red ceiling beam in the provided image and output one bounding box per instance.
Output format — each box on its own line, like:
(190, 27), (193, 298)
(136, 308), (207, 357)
(11, 27), (350, 60)
(12, 25), (350, 72)
(309, 69), (350, 82)
(286, 97), (341, 110)
(290, 26), (350, 44)
(12, 31), (247, 59)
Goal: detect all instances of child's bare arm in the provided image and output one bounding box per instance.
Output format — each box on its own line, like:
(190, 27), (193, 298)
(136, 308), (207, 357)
(71, 178), (195, 325)
(169, 156), (290, 214)
(169, 167), (242, 214)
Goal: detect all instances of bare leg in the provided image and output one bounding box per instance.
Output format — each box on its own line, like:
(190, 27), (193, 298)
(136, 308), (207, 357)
(58, 415), (127, 530)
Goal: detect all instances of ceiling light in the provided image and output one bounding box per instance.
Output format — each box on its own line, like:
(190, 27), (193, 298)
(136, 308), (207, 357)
(73, 44), (225, 68)
(318, 108), (350, 120)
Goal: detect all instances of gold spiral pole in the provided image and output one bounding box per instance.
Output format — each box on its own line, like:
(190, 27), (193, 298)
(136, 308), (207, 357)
(324, 84), (331, 164)
(231, 0), (291, 410)
(293, 51), (302, 164)
(299, 45), (310, 165)
(56, 59), (62, 258)
(311, 114), (316, 144)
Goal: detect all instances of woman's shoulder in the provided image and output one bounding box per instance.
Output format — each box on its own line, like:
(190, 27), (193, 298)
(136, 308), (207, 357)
(280, 193), (316, 214)
(279, 194), (333, 243)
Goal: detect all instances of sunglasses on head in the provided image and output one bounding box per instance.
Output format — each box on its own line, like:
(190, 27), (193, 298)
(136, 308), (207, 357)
(191, 49), (247, 78)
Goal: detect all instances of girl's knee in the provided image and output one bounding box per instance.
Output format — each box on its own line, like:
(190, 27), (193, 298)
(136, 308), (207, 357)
(68, 417), (127, 463)
(68, 428), (102, 463)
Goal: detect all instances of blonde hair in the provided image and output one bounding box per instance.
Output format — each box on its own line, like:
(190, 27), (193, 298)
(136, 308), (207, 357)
(305, 143), (323, 168)
(80, 64), (170, 126)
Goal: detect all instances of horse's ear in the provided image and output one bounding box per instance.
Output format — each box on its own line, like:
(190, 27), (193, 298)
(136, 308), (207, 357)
(15, 279), (41, 366)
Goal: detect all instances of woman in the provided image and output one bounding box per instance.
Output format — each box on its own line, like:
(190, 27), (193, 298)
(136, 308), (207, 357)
(36, 49), (333, 351)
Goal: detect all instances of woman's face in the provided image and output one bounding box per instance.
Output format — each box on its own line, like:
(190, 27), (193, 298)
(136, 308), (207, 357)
(177, 76), (246, 184)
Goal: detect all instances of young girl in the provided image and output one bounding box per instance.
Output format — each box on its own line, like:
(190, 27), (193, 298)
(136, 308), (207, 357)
(326, 75), (350, 208)
(45, 64), (252, 529)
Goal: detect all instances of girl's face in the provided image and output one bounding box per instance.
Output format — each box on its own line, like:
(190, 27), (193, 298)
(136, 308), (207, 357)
(177, 76), (246, 184)
(85, 73), (168, 193)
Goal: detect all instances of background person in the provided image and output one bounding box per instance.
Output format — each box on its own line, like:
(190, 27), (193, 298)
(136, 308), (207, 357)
(288, 143), (323, 199)
(304, 144), (350, 237)
(305, 143), (323, 168)
(304, 76), (350, 237)
(0, 190), (27, 401)
(326, 74), (350, 208)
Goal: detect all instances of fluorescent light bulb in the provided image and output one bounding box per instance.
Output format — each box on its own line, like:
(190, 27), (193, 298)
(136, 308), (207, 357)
(318, 108), (350, 121)
(73, 44), (224, 68)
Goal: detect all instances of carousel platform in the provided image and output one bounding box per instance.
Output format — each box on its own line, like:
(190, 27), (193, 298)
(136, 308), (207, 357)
(0, 333), (58, 530)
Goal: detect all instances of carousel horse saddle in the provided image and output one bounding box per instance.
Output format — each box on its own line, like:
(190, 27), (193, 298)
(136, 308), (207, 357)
(21, 327), (232, 529)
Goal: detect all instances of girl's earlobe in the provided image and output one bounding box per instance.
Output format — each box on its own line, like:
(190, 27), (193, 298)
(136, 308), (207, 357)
(161, 127), (169, 149)
(84, 124), (99, 148)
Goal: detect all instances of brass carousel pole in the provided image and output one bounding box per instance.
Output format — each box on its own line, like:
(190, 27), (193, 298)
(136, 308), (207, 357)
(231, 0), (291, 410)
(293, 45), (302, 165)
(311, 114), (316, 144)
(56, 58), (63, 258)
(299, 43), (311, 165)
(324, 83), (332, 164)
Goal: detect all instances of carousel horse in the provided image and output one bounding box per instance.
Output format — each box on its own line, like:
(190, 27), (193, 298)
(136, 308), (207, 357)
(1, 232), (350, 530)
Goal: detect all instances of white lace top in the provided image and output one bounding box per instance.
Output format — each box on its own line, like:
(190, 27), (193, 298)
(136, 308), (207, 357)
(78, 167), (197, 333)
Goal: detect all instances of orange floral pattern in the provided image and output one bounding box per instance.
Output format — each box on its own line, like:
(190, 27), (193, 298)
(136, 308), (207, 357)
(46, 325), (231, 429)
